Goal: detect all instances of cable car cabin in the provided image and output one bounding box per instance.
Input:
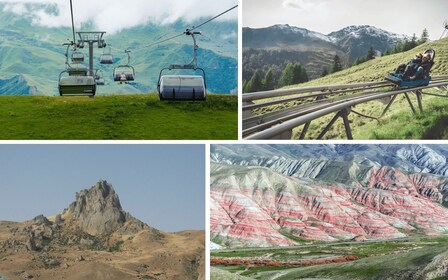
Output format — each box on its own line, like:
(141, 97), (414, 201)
(100, 54), (113, 64)
(71, 52), (84, 63)
(158, 75), (206, 100)
(59, 75), (96, 97)
(96, 78), (105, 85)
(113, 66), (135, 84)
(385, 49), (435, 88)
(67, 65), (88, 76)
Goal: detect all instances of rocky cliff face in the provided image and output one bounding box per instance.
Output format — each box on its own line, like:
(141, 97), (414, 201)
(63, 180), (127, 236)
(0, 179), (205, 280)
(210, 145), (448, 248)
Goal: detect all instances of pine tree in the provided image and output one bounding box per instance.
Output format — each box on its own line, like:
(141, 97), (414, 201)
(246, 70), (263, 92)
(279, 63), (295, 87)
(278, 63), (308, 87)
(321, 68), (329, 77)
(299, 66), (309, 83)
(332, 55), (342, 73)
(420, 28), (429, 43)
(242, 80), (248, 93)
(366, 47), (375, 60)
(409, 34), (418, 50)
(262, 68), (275, 90)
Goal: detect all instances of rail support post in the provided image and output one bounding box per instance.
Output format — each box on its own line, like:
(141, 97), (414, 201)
(317, 112), (342, 140)
(299, 122), (311, 139)
(380, 94), (398, 118)
(415, 90), (424, 113)
(404, 93), (416, 114)
(341, 108), (353, 140)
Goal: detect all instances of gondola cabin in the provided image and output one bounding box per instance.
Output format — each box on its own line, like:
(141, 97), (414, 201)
(158, 75), (206, 100)
(96, 78), (105, 85)
(113, 66), (135, 83)
(59, 75), (96, 97)
(100, 54), (113, 64)
(71, 52), (84, 63)
(67, 66), (88, 76)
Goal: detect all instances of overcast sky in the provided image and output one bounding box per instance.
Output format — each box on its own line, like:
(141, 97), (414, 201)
(0, 144), (205, 232)
(0, 0), (237, 34)
(243, 0), (448, 40)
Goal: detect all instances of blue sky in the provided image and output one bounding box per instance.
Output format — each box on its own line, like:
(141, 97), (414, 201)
(0, 144), (205, 232)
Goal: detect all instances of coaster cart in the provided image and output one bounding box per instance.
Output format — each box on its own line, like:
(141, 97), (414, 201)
(385, 49), (435, 88)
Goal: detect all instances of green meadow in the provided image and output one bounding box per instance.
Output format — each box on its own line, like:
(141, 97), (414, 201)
(0, 94), (237, 140)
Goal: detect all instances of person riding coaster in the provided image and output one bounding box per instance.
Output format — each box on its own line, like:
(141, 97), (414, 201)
(385, 49), (435, 87)
(394, 53), (422, 78)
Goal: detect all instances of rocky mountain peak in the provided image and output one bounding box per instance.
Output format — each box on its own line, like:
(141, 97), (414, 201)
(63, 180), (127, 235)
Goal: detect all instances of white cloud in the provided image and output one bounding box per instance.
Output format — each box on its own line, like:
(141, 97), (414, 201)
(220, 30), (237, 40)
(0, 0), (238, 33)
(282, 0), (329, 11)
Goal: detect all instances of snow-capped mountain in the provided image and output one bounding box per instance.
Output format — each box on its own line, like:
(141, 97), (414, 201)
(242, 24), (409, 80)
(328, 25), (408, 61)
(211, 144), (448, 177)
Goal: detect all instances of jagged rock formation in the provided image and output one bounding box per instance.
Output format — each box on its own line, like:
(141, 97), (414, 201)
(210, 144), (448, 248)
(62, 180), (128, 235)
(32, 214), (51, 226)
(0, 179), (205, 280)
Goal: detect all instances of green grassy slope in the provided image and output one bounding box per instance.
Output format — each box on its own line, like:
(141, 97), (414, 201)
(0, 94), (237, 140)
(295, 38), (448, 86)
(275, 38), (448, 139)
(216, 236), (448, 279)
(255, 243), (448, 280)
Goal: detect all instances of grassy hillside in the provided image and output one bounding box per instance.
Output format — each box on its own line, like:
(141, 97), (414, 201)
(255, 243), (448, 280)
(214, 236), (448, 280)
(0, 94), (237, 140)
(273, 38), (448, 139)
(296, 38), (448, 86)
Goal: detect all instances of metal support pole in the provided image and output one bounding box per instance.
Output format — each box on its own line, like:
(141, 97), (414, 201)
(380, 94), (398, 118)
(341, 108), (353, 140)
(299, 122), (311, 139)
(89, 41), (94, 77)
(404, 93), (416, 114)
(415, 90), (423, 113)
(317, 112), (341, 139)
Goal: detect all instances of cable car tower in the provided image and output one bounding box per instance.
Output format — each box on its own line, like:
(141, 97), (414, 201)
(75, 32), (107, 77)
(442, 20), (448, 39)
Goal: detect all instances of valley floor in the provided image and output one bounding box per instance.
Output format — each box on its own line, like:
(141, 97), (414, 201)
(211, 235), (448, 280)
(0, 94), (237, 140)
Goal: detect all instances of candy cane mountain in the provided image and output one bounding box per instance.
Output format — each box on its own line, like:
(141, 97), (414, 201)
(0, 180), (205, 280)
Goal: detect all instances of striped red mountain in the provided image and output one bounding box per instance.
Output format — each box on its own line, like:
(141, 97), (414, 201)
(210, 145), (448, 248)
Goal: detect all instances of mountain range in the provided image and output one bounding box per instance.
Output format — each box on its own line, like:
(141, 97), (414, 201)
(0, 4), (237, 95)
(243, 24), (408, 80)
(0, 180), (204, 280)
(210, 144), (448, 248)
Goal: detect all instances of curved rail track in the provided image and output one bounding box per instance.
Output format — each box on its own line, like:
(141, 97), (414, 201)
(243, 75), (448, 139)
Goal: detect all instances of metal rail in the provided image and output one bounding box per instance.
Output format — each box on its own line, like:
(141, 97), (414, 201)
(245, 80), (448, 139)
(243, 89), (385, 137)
